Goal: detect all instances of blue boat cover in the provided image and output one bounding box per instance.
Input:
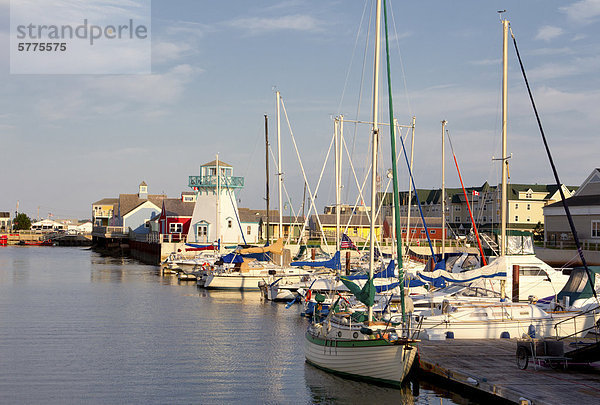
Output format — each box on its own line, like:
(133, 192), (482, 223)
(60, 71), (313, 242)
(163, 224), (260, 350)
(220, 252), (244, 264)
(290, 251), (341, 270)
(345, 260), (397, 280)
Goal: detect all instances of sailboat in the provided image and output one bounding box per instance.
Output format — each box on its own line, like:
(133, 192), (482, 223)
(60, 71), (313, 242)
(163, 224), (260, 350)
(389, 17), (598, 340)
(304, 0), (418, 386)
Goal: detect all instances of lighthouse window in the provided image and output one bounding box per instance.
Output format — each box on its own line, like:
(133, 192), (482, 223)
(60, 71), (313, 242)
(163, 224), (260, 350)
(228, 220), (232, 228)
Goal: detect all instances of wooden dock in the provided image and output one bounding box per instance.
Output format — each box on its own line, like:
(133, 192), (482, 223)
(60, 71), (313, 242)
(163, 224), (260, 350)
(417, 339), (600, 404)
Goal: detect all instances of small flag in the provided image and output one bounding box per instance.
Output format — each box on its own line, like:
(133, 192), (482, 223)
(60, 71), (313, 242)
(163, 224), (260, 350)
(472, 190), (480, 196)
(341, 233), (358, 251)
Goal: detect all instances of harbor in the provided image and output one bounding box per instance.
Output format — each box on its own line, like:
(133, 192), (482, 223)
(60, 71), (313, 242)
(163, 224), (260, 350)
(2, 1), (600, 404)
(0, 246), (463, 404)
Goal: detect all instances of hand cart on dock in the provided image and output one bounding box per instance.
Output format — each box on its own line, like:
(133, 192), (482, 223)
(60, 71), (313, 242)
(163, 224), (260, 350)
(516, 338), (567, 370)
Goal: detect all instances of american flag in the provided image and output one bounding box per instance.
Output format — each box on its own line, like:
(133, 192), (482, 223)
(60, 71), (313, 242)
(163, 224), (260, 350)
(341, 233), (358, 251)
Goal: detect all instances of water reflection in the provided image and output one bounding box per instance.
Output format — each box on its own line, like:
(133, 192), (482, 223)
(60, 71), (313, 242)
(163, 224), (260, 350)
(0, 247), (474, 404)
(304, 364), (415, 404)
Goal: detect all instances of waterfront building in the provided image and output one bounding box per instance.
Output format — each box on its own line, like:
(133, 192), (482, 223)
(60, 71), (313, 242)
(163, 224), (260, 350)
(544, 168), (600, 245)
(156, 192), (196, 242)
(91, 198), (118, 227)
(308, 212), (380, 243)
(31, 219), (67, 232)
(379, 182), (576, 238)
(382, 216), (447, 241)
(116, 182), (165, 235)
(0, 212), (10, 232)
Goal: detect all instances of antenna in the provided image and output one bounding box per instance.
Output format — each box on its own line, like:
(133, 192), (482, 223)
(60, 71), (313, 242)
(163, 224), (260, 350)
(497, 9), (507, 21)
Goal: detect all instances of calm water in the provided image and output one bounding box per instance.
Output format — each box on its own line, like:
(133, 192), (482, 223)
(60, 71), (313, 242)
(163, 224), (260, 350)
(0, 247), (475, 404)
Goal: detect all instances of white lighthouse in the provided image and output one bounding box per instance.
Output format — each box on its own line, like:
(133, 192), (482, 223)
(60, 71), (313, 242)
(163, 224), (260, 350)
(186, 158), (245, 245)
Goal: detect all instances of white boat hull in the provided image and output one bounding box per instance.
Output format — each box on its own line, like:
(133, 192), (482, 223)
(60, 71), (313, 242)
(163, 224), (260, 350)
(204, 273), (305, 291)
(414, 310), (598, 340)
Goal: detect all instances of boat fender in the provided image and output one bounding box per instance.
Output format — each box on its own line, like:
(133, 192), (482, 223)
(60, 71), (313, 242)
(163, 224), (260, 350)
(337, 331), (342, 338)
(306, 289), (312, 302)
(360, 326), (373, 336)
(353, 332), (358, 338)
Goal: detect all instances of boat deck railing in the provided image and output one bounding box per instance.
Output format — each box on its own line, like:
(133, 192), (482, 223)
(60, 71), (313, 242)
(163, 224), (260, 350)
(554, 304), (600, 340)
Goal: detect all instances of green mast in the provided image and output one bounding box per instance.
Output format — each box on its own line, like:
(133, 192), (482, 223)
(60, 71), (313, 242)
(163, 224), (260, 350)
(382, 0), (406, 323)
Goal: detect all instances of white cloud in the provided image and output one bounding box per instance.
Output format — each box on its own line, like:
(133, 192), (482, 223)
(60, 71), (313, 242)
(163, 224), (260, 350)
(527, 56), (600, 80)
(535, 25), (564, 41)
(469, 58), (501, 66)
(34, 64), (199, 121)
(163, 21), (212, 38)
(228, 14), (322, 34)
(152, 41), (194, 64)
(560, 0), (600, 24)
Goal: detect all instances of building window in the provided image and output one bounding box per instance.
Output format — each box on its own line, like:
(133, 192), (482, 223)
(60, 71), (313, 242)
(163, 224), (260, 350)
(526, 193), (532, 199)
(170, 223), (182, 233)
(527, 217), (531, 222)
(431, 229), (436, 234)
(228, 219), (232, 228)
(515, 216), (519, 222)
(455, 216), (460, 222)
(197, 225), (208, 237)
(411, 229), (416, 234)
(527, 204), (531, 210)
(145, 221), (150, 228)
(455, 206), (461, 211)
(515, 203), (519, 209)
(483, 205), (487, 211)
(483, 216), (487, 222)
(592, 221), (600, 238)
(247, 226), (251, 235)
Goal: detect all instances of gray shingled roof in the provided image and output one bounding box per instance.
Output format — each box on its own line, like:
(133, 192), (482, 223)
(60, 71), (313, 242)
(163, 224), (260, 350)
(545, 194), (600, 208)
(161, 198), (195, 217)
(119, 194), (166, 216)
(92, 198), (119, 206)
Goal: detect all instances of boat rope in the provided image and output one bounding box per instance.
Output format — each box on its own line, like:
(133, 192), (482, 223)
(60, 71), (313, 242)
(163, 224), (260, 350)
(344, 1), (373, 202)
(336, 0), (370, 115)
(222, 176), (247, 245)
(510, 25), (598, 303)
(388, 0), (413, 117)
(280, 97), (334, 251)
(445, 128), (487, 266)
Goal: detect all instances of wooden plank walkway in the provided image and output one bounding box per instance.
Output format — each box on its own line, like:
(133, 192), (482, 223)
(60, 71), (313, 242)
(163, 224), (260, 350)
(417, 339), (600, 404)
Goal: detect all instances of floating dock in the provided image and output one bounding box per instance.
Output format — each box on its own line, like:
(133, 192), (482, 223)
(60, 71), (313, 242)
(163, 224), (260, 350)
(417, 338), (600, 404)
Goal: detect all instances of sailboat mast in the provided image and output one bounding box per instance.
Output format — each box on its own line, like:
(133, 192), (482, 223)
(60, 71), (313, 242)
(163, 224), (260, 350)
(335, 118), (341, 253)
(501, 18), (509, 257)
(441, 120), (447, 256)
(276, 91), (283, 264)
(265, 114), (270, 244)
(216, 153), (221, 253)
(368, 0), (382, 323)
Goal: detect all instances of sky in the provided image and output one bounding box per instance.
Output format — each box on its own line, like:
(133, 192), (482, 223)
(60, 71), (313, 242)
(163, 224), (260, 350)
(1, 0), (599, 221)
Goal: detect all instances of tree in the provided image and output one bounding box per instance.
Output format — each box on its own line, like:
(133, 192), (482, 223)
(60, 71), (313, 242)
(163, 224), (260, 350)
(533, 221), (544, 242)
(13, 213), (32, 230)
